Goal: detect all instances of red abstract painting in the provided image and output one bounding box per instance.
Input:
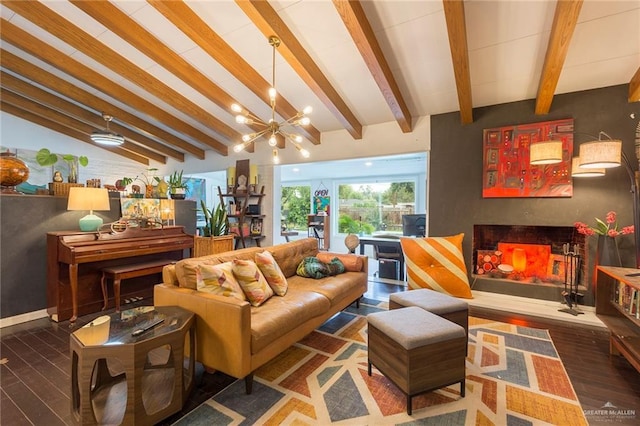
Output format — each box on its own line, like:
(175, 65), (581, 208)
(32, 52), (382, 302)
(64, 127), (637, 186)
(482, 118), (574, 198)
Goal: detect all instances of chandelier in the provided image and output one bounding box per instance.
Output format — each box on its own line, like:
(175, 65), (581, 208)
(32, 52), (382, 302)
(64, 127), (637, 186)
(91, 113), (124, 146)
(231, 36), (312, 164)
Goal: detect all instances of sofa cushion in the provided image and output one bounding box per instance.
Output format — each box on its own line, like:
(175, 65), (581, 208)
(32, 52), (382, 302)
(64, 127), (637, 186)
(316, 252), (363, 272)
(255, 251), (288, 296)
(175, 255), (222, 289)
(250, 288), (330, 354)
(196, 262), (246, 301)
(268, 238), (319, 278)
(287, 273), (364, 308)
(217, 246), (263, 263)
(232, 259), (274, 306)
(400, 233), (473, 298)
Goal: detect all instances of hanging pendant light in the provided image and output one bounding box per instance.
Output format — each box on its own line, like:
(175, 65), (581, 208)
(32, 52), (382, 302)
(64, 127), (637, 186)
(231, 36), (312, 163)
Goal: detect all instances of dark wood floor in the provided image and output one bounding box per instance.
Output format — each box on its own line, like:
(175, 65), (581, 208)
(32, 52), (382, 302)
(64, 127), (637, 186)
(2, 281), (639, 425)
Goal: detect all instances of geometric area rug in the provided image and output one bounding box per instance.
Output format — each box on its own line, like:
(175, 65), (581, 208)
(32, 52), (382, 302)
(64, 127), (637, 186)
(173, 297), (588, 425)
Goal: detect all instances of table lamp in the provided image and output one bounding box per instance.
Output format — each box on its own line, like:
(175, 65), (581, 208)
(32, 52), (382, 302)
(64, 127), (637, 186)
(67, 187), (111, 231)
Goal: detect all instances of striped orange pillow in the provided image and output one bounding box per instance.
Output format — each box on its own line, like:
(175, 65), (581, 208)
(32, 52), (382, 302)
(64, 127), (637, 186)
(400, 233), (472, 298)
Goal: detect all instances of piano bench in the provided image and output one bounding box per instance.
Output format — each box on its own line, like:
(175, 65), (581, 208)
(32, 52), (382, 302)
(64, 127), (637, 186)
(100, 260), (173, 312)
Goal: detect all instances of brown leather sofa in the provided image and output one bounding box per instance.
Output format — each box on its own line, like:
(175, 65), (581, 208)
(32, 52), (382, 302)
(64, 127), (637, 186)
(154, 238), (368, 393)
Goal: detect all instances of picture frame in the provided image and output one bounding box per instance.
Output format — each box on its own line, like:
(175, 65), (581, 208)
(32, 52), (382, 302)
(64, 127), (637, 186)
(250, 218), (263, 235)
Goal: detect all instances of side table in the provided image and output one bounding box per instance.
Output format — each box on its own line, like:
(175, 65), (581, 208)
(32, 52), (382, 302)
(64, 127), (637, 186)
(70, 306), (195, 425)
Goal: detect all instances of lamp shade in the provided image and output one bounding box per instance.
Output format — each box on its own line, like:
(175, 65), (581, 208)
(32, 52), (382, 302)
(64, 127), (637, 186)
(91, 131), (124, 146)
(67, 187), (110, 231)
(530, 141), (563, 165)
(578, 140), (622, 168)
(571, 156), (605, 177)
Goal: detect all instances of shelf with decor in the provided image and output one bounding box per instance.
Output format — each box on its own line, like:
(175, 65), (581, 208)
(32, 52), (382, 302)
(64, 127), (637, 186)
(595, 265), (640, 373)
(218, 185), (265, 249)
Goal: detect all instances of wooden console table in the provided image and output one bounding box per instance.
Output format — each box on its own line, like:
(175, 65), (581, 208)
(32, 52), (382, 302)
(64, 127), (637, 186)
(47, 226), (193, 322)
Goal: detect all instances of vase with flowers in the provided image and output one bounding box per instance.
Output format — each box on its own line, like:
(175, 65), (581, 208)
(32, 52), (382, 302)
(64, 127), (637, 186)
(575, 211), (634, 267)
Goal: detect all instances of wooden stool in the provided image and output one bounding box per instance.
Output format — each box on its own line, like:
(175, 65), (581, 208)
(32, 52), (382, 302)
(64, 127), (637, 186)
(367, 306), (466, 415)
(100, 260), (170, 312)
(389, 289), (469, 336)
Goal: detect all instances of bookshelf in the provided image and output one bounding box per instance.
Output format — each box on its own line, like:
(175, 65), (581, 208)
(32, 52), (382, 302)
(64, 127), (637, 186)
(595, 266), (640, 373)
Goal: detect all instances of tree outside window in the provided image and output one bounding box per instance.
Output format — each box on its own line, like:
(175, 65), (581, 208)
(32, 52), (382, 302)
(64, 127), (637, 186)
(338, 181), (415, 235)
(281, 186), (311, 231)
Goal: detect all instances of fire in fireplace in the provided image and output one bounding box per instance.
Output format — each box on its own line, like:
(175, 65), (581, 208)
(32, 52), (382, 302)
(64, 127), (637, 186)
(472, 224), (590, 304)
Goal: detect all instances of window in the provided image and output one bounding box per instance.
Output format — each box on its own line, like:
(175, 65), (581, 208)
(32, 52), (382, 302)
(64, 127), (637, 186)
(338, 181), (416, 235)
(281, 185), (311, 232)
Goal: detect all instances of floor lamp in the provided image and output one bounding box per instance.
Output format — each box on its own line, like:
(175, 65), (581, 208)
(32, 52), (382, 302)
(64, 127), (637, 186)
(579, 132), (640, 269)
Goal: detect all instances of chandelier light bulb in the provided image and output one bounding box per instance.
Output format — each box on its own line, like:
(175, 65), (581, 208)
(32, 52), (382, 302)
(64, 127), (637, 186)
(241, 134), (252, 142)
(235, 115), (247, 124)
(268, 87), (276, 101)
(233, 143), (246, 153)
(300, 149), (310, 158)
(292, 134), (303, 143)
(303, 106), (313, 115)
(272, 149), (280, 164)
(268, 134), (277, 146)
(231, 104), (243, 113)
(299, 117), (311, 126)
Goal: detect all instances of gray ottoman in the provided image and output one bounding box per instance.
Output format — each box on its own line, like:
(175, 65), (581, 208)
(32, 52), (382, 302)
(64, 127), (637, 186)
(389, 289), (469, 337)
(367, 307), (466, 415)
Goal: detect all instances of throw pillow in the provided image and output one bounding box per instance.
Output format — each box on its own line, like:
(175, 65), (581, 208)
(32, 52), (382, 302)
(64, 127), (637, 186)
(296, 256), (345, 279)
(316, 252), (363, 272)
(232, 259), (274, 306)
(196, 262), (246, 301)
(400, 233), (473, 298)
(255, 251), (288, 296)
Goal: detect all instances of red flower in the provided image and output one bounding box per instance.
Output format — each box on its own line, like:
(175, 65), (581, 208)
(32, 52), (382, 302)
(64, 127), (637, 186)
(575, 211), (633, 238)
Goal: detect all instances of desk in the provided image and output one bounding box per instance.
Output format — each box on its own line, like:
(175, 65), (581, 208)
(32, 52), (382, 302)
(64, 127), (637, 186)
(358, 236), (405, 281)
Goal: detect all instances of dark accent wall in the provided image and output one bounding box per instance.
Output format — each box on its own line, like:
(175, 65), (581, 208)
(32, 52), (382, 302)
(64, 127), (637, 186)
(430, 84), (638, 301)
(0, 195), (196, 319)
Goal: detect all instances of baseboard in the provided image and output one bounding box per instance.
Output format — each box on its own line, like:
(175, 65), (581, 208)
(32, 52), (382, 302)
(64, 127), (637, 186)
(0, 309), (48, 328)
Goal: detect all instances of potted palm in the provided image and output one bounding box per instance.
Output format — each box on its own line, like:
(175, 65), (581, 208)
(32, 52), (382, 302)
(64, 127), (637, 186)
(193, 200), (234, 257)
(168, 170), (188, 199)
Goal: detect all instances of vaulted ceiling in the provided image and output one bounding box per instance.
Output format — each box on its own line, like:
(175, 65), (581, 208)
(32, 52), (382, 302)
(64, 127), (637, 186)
(1, 1), (638, 166)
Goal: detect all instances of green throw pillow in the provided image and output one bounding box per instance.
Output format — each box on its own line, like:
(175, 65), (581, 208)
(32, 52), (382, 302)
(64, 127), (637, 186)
(296, 257), (345, 279)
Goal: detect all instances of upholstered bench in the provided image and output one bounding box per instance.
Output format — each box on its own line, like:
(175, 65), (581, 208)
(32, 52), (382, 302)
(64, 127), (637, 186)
(389, 289), (469, 336)
(367, 306), (466, 415)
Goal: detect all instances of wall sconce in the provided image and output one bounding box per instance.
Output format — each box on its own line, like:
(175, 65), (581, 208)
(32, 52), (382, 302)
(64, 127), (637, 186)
(67, 187), (110, 231)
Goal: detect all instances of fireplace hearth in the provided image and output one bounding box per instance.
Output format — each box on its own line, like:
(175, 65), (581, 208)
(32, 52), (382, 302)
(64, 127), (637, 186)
(472, 224), (592, 306)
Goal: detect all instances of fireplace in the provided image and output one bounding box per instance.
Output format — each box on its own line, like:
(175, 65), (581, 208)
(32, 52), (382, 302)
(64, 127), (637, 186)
(472, 225), (592, 305)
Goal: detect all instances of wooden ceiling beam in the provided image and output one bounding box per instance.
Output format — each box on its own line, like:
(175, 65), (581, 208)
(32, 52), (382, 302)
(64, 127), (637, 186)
(442, 0), (473, 124)
(149, 0), (321, 145)
(629, 66), (640, 102)
(2, 50), (184, 162)
(1, 2), (230, 155)
(535, 0), (583, 115)
(0, 19), (209, 159)
(236, 0), (363, 140)
(1, 72), (167, 164)
(81, 1), (319, 147)
(0, 97), (149, 165)
(332, 0), (412, 133)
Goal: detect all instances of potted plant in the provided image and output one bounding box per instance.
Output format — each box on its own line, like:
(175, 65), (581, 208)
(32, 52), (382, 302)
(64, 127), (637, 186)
(36, 148), (88, 183)
(119, 168), (159, 198)
(194, 200), (234, 257)
(168, 170), (188, 199)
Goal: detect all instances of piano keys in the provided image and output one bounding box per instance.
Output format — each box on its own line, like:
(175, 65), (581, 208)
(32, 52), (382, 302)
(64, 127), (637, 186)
(47, 226), (193, 322)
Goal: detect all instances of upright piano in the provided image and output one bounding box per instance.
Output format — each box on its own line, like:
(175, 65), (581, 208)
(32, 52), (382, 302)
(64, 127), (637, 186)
(47, 226), (193, 322)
